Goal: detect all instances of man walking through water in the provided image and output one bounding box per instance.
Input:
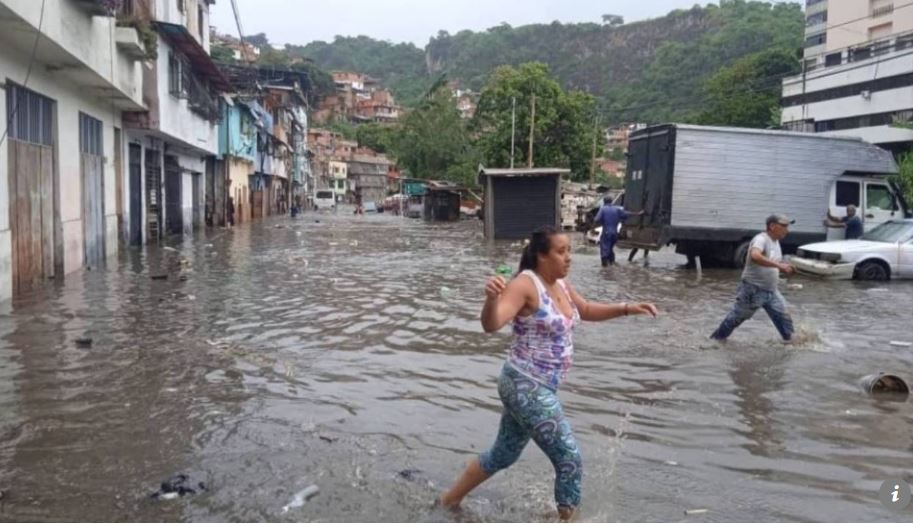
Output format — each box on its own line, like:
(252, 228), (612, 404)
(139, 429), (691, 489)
(594, 196), (643, 267)
(711, 214), (796, 342)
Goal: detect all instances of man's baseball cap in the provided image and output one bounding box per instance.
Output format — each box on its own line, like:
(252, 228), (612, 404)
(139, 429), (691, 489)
(767, 214), (796, 226)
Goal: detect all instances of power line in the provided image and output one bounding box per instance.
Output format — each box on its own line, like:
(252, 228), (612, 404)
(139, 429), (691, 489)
(0, 0), (48, 150)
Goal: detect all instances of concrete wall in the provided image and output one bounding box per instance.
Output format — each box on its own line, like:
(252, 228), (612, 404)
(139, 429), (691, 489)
(827, 0), (913, 51)
(0, 42), (126, 301)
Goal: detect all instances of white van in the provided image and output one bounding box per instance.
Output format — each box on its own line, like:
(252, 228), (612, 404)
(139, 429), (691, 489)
(314, 190), (336, 211)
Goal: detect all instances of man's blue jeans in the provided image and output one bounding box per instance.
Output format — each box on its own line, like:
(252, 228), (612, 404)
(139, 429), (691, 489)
(711, 281), (794, 341)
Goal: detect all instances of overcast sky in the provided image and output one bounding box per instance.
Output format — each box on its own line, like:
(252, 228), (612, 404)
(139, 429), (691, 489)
(210, 0), (733, 48)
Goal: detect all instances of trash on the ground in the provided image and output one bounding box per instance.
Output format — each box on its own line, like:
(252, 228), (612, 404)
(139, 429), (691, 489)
(665, 460), (679, 466)
(163, 247), (178, 253)
(281, 485), (319, 513)
(179, 275), (189, 282)
(350, 240), (359, 247)
(787, 283), (804, 291)
(205, 244), (214, 248)
(440, 286), (455, 298)
(186, 295), (196, 301)
(889, 341), (912, 348)
(860, 373), (909, 396)
(274, 224), (285, 229)
(685, 509), (709, 515)
(151, 274), (169, 280)
(319, 434), (338, 443)
(75, 337), (93, 348)
(397, 469), (422, 481)
(150, 474), (206, 500)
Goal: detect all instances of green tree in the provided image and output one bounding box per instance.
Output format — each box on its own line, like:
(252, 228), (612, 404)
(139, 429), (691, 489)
(472, 62), (601, 180)
(394, 85), (478, 185)
(355, 123), (397, 154)
(894, 152), (913, 207)
(695, 48), (800, 128)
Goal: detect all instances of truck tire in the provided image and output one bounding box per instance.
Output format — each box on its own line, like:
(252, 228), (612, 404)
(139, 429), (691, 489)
(854, 260), (890, 281)
(733, 240), (752, 269)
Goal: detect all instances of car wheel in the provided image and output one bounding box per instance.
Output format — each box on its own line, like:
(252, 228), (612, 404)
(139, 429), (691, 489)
(855, 260), (890, 281)
(733, 240), (752, 269)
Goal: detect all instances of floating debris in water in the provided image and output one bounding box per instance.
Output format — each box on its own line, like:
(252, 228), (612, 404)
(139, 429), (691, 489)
(163, 247), (178, 253)
(150, 274), (169, 280)
(787, 283), (804, 291)
(75, 337), (93, 348)
(684, 508), (709, 515)
(664, 460), (679, 466)
(150, 474), (206, 500)
(319, 434), (338, 443)
(496, 265), (513, 277)
(282, 485), (319, 513)
(889, 341), (912, 348)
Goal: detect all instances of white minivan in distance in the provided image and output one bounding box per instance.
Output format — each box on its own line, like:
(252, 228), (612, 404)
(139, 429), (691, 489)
(314, 190), (336, 211)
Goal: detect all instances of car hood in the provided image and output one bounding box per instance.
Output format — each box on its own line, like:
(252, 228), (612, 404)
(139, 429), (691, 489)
(799, 240), (892, 254)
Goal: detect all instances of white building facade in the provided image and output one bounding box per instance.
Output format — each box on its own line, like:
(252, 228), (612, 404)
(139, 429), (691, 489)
(783, 0), (913, 150)
(0, 0), (146, 299)
(121, 0), (226, 245)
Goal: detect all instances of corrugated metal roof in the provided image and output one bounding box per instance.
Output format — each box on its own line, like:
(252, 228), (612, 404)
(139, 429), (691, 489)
(478, 166), (571, 177)
(154, 22), (231, 92)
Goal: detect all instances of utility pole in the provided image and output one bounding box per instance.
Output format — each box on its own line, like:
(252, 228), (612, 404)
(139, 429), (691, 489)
(589, 114), (600, 188)
(527, 94), (536, 169)
(510, 97), (516, 169)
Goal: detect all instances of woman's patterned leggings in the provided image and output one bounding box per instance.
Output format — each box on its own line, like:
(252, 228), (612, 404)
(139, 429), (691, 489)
(479, 364), (583, 509)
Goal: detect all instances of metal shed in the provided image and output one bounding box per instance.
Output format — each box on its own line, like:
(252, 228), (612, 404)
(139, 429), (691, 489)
(424, 182), (464, 222)
(478, 166), (570, 239)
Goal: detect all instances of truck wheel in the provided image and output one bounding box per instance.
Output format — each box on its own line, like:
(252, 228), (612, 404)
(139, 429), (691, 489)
(855, 260), (890, 281)
(733, 240), (752, 269)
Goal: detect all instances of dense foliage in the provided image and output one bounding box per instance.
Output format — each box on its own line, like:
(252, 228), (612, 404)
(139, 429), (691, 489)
(286, 0), (803, 126)
(894, 152), (913, 208)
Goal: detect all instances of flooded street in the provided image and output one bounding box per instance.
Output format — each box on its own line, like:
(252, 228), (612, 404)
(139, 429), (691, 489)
(0, 211), (911, 522)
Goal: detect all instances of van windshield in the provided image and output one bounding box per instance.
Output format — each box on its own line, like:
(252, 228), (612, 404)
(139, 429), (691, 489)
(316, 191), (334, 199)
(862, 222), (913, 243)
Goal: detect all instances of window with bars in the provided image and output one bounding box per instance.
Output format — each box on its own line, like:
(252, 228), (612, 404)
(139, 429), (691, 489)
(79, 113), (104, 156)
(168, 52), (184, 96)
(5, 84), (54, 146)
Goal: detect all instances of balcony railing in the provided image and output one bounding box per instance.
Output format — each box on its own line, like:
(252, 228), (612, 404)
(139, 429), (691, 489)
(74, 0), (118, 16)
(803, 29), (913, 73)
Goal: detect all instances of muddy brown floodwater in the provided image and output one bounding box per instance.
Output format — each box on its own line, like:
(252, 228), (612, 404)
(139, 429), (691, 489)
(0, 211), (911, 522)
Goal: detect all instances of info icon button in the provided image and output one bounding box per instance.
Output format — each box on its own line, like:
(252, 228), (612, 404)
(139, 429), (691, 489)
(879, 479), (911, 512)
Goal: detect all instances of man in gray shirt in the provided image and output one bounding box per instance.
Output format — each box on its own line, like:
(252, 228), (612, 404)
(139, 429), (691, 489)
(711, 214), (796, 342)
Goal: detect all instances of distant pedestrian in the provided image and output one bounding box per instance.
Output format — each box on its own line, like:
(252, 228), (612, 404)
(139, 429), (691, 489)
(441, 227), (658, 521)
(593, 196), (643, 266)
(826, 205), (864, 240)
(711, 214), (796, 342)
(227, 196), (235, 227)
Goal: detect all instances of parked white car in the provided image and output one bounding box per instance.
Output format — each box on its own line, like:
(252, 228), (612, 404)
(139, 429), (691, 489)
(791, 219), (913, 281)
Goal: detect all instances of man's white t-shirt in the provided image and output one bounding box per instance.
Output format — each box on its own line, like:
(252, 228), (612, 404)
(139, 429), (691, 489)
(741, 232), (781, 291)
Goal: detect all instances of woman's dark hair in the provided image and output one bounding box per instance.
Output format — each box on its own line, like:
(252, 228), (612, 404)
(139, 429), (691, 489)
(519, 226), (560, 272)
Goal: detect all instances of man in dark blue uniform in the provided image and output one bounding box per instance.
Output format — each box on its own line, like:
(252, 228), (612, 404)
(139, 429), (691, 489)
(594, 197), (643, 267)
(827, 205), (864, 239)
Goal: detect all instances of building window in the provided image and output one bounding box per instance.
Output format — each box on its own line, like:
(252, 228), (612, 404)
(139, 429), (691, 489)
(177, 0), (184, 13)
(825, 52), (843, 66)
(805, 32), (827, 47)
(806, 11), (827, 26)
(806, 0), (827, 6)
(6, 84), (54, 146)
(870, 0), (894, 17)
(168, 52), (184, 96)
(79, 113), (104, 156)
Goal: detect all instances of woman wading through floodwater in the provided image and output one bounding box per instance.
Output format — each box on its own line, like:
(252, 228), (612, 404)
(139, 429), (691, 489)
(441, 227), (658, 520)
